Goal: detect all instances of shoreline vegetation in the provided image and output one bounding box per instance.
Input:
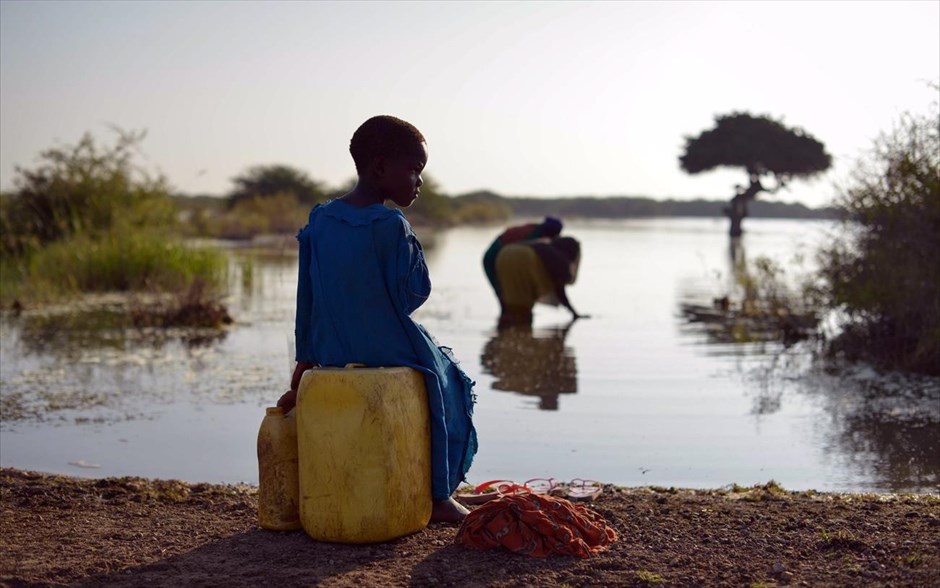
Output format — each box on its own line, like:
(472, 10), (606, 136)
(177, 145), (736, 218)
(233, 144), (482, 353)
(1, 468), (937, 587)
(1, 93), (936, 375)
(0, 131), (228, 327)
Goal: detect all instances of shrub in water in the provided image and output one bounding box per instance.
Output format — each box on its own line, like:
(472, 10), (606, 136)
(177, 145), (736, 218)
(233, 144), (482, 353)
(817, 92), (940, 374)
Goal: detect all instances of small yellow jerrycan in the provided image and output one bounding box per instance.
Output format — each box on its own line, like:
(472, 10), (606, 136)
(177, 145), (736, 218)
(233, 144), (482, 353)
(256, 406), (302, 530)
(296, 365), (432, 543)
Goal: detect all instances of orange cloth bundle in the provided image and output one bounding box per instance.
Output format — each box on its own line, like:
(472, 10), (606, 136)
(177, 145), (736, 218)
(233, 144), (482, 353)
(454, 492), (618, 558)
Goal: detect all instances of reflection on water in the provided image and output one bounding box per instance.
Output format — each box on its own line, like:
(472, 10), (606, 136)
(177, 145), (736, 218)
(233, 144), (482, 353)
(1, 219), (938, 493)
(0, 251), (283, 428)
(823, 393), (939, 494)
(480, 321), (577, 410)
(675, 233), (939, 493)
(678, 238), (817, 347)
(748, 351), (940, 493)
(17, 307), (226, 358)
(1, 300), (231, 425)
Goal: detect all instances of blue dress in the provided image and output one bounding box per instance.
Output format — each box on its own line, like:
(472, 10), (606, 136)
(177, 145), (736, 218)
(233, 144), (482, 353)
(294, 199), (477, 500)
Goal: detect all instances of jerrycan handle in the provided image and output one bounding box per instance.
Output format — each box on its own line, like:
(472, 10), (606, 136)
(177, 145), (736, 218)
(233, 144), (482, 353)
(344, 363), (367, 369)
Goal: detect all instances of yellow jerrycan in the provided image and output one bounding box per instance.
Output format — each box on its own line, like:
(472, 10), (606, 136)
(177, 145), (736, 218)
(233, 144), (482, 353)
(256, 406), (302, 530)
(296, 365), (432, 543)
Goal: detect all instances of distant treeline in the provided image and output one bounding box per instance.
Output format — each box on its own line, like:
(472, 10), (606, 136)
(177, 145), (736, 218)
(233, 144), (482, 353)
(164, 164), (837, 228)
(450, 191), (839, 221)
(173, 189), (838, 227)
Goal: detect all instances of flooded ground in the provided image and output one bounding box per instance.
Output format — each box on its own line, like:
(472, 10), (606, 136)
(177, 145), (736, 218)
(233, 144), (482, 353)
(1, 218), (937, 493)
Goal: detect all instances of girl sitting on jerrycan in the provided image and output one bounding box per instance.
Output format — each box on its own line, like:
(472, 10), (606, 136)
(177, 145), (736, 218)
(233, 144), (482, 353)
(276, 115), (478, 525)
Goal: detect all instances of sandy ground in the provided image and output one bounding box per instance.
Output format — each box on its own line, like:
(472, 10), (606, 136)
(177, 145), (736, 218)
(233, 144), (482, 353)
(1, 468), (938, 587)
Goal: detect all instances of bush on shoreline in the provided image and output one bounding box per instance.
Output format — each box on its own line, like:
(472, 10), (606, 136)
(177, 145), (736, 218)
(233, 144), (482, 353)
(816, 93), (940, 375)
(211, 192), (309, 240)
(0, 131), (226, 308)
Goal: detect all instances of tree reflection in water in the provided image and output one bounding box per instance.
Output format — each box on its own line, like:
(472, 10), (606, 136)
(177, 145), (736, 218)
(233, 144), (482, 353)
(794, 363), (939, 493)
(679, 239), (940, 493)
(480, 321), (577, 410)
(14, 308), (226, 359)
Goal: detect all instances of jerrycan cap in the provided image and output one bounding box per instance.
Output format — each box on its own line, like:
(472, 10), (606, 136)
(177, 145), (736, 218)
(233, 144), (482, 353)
(266, 406), (284, 416)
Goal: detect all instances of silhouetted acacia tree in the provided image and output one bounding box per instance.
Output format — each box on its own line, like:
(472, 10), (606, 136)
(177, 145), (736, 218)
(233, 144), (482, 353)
(228, 165), (325, 208)
(679, 112), (831, 236)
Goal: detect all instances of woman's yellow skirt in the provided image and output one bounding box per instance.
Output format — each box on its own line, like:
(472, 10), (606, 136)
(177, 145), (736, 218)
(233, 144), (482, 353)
(495, 244), (555, 320)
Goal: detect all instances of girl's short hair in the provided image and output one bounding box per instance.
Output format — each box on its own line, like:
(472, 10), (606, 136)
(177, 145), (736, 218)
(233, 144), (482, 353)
(350, 115), (426, 173)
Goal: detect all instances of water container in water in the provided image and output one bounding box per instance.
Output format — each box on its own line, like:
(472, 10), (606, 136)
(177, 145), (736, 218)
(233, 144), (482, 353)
(257, 406), (302, 530)
(296, 365), (432, 543)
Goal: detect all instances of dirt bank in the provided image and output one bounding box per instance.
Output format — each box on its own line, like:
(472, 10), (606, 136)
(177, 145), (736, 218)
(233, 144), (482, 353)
(1, 468), (938, 587)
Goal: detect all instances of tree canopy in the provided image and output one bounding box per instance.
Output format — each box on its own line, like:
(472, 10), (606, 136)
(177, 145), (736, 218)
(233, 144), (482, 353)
(228, 165), (325, 207)
(679, 112), (831, 236)
(680, 112), (831, 183)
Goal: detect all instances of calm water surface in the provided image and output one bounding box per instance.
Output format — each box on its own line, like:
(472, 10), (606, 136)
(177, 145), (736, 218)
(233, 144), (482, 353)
(1, 218), (937, 493)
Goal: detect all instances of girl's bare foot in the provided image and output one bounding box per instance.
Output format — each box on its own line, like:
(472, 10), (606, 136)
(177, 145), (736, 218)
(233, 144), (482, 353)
(430, 497), (469, 524)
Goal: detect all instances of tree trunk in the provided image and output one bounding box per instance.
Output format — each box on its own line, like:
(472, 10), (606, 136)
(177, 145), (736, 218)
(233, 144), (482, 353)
(726, 195), (747, 237)
(725, 174), (764, 237)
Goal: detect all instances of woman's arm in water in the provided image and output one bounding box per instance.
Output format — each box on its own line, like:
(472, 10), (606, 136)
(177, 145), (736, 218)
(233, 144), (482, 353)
(555, 285), (589, 320)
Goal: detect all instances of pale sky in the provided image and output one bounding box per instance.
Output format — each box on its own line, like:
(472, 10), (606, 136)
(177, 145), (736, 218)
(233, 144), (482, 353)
(1, 1), (938, 208)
